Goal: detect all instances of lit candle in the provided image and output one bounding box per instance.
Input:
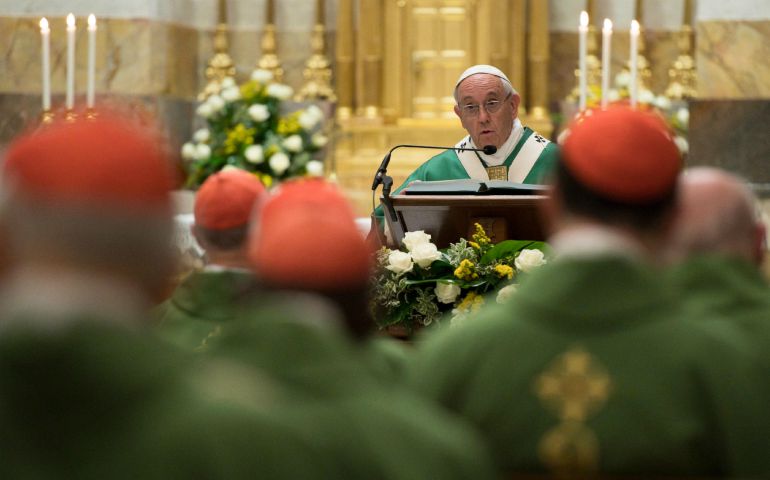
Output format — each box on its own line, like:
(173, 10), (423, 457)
(630, 19), (639, 108)
(87, 14), (96, 108)
(601, 18), (612, 109)
(40, 18), (51, 111)
(578, 11), (588, 111)
(66, 13), (76, 110)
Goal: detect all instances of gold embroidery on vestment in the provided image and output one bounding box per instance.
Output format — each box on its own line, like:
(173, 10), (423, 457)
(486, 165), (508, 181)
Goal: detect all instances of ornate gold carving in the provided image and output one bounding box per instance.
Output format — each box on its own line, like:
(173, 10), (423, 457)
(256, 0), (284, 82)
(199, 0), (235, 101)
(665, 24), (697, 99)
(534, 346), (612, 475)
(296, 0), (336, 102)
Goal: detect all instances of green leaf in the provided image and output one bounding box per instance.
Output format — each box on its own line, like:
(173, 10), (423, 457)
(481, 240), (539, 263)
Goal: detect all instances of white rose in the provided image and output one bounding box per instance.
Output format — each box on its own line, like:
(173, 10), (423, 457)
(496, 284), (518, 304)
(248, 104), (270, 122)
(639, 89), (655, 105)
(674, 136), (689, 155)
(411, 242), (442, 268)
(269, 152), (291, 175)
(614, 71), (631, 88)
(385, 250), (413, 275)
(607, 89), (621, 102)
(298, 110), (320, 130)
(193, 128), (210, 143)
(435, 282), (461, 304)
(676, 107), (689, 127)
(311, 133), (328, 148)
(402, 230), (432, 252)
(250, 69), (274, 84)
(220, 77), (236, 89)
(196, 102), (214, 118)
(181, 142), (196, 160)
(654, 95), (671, 110)
(244, 145), (264, 164)
(306, 160), (324, 177)
(207, 94), (226, 112)
(222, 165), (244, 173)
(194, 143), (211, 160)
(306, 104), (324, 122)
(283, 134), (303, 153)
(515, 249), (547, 273)
(267, 83), (293, 100)
(221, 86), (241, 102)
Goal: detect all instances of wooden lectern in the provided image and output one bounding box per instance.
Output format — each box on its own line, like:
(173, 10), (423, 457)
(382, 194), (548, 248)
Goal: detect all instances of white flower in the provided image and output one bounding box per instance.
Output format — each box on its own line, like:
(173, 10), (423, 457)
(435, 282), (461, 304)
(181, 142), (196, 160)
(402, 230), (432, 252)
(283, 134), (303, 153)
(269, 152), (291, 175)
(220, 77), (236, 89)
(306, 104), (324, 122)
(496, 284), (518, 304)
(653, 95), (671, 110)
(676, 107), (689, 127)
(298, 111), (319, 130)
(311, 133), (328, 148)
(411, 242), (442, 268)
(244, 145), (264, 164)
(250, 69), (274, 84)
(248, 104), (270, 122)
(306, 160), (324, 177)
(221, 86), (241, 103)
(515, 249), (547, 273)
(222, 165), (245, 173)
(194, 143), (211, 160)
(385, 250), (413, 275)
(266, 83), (293, 100)
(193, 128), (210, 143)
(639, 89), (655, 105)
(207, 94), (226, 112)
(614, 71), (631, 88)
(674, 136), (689, 155)
(196, 102), (214, 118)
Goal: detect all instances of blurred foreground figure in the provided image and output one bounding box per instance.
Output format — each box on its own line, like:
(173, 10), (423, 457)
(0, 114), (336, 479)
(156, 168), (265, 349)
(205, 178), (497, 479)
(410, 107), (770, 477)
(666, 167), (770, 350)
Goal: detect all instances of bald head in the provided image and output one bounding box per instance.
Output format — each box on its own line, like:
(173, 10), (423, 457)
(668, 167), (765, 265)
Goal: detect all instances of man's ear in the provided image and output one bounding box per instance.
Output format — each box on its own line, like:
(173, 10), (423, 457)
(454, 104), (462, 120)
(511, 93), (521, 119)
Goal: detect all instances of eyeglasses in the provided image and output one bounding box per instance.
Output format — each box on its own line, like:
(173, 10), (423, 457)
(460, 93), (512, 117)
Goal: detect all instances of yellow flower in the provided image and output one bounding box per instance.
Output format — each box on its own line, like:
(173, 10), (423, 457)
(472, 223), (491, 247)
(494, 264), (514, 280)
(223, 124), (255, 154)
(260, 174), (273, 188)
(454, 258), (478, 281)
(456, 291), (485, 314)
(277, 112), (302, 135)
(240, 80), (265, 100)
(468, 241), (480, 250)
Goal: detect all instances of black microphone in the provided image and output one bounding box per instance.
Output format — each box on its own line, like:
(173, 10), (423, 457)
(371, 144), (497, 191)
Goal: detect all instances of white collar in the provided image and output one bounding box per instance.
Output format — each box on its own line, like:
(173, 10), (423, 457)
(466, 119), (523, 167)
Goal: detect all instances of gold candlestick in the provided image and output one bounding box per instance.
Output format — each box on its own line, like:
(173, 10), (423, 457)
(41, 109), (55, 124)
(256, 0), (284, 82)
(296, 0), (336, 101)
(199, 0), (235, 101)
(665, 24), (697, 99)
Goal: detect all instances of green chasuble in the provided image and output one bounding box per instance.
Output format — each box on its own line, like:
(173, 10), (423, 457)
(374, 126), (558, 223)
(409, 256), (770, 478)
(0, 319), (339, 479)
(667, 254), (770, 360)
(155, 269), (257, 350)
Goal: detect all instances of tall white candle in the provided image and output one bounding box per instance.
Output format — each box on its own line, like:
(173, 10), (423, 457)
(87, 14), (96, 108)
(630, 19), (639, 108)
(578, 11), (588, 111)
(601, 18), (612, 109)
(66, 13), (76, 110)
(40, 18), (51, 111)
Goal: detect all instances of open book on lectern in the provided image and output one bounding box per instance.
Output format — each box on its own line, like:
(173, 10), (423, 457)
(401, 179), (548, 195)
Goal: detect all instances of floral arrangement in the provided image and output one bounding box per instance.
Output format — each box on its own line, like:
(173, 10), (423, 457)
(371, 223), (548, 331)
(181, 69), (329, 188)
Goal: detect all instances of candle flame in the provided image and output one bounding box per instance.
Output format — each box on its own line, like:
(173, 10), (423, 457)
(631, 19), (640, 34)
(603, 18), (613, 32)
(580, 11), (589, 28)
(66, 13), (75, 29)
(39, 17), (49, 32)
(88, 14), (96, 29)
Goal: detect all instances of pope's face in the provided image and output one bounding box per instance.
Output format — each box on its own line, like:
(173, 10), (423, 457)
(454, 74), (520, 149)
